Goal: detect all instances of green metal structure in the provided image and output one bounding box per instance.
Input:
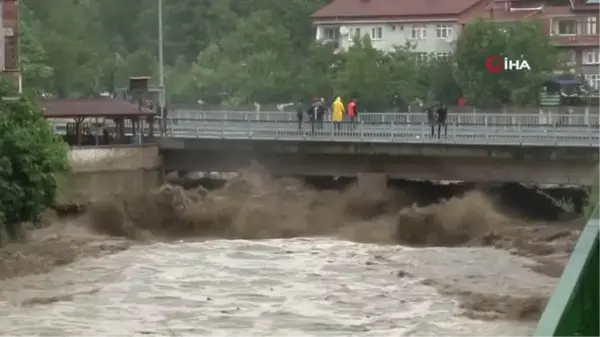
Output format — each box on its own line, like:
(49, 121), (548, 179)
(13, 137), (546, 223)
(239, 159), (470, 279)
(533, 205), (599, 336)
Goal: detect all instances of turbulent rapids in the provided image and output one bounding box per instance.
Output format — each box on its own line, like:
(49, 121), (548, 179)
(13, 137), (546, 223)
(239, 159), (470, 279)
(0, 163), (580, 336)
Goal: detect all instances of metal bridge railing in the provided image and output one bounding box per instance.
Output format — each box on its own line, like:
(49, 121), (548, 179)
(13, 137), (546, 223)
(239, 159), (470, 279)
(158, 118), (599, 147)
(533, 205), (599, 336)
(48, 114), (600, 147)
(170, 110), (600, 127)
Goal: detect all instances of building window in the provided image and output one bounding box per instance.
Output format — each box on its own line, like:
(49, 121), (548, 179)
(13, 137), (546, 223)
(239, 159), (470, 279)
(436, 24), (453, 39)
(585, 16), (598, 35)
(557, 20), (577, 35)
(414, 52), (428, 62)
(348, 28), (362, 41)
(584, 74), (600, 90)
(411, 25), (427, 39)
(436, 52), (451, 59)
(324, 28), (337, 40)
(371, 27), (383, 40)
(583, 49), (600, 64)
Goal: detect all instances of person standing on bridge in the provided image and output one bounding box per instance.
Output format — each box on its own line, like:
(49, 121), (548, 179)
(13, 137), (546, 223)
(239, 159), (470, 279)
(436, 103), (448, 139)
(294, 99), (305, 131)
(316, 98), (326, 130)
(347, 98), (358, 129)
(331, 96), (345, 133)
(426, 103), (448, 139)
(305, 98), (319, 134)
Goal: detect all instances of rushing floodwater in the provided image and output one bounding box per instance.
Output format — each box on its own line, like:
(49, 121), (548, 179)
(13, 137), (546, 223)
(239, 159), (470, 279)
(0, 238), (555, 336)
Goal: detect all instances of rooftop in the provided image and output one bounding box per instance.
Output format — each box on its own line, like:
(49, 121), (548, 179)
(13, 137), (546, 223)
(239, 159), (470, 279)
(312, 0), (485, 19)
(41, 99), (156, 119)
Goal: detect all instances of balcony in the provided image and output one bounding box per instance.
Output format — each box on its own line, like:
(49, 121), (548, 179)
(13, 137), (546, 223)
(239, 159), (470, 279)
(551, 17), (599, 47)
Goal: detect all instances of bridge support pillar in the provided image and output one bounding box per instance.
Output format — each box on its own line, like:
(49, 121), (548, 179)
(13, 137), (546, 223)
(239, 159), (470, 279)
(357, 173), (388, 196)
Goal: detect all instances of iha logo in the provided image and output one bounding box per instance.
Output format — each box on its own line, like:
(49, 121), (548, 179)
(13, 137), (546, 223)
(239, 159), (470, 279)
(485, 55), (531, 73)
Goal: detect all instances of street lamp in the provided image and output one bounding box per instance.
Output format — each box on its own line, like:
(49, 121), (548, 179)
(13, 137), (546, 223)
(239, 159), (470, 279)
(158, 0), (165, 117)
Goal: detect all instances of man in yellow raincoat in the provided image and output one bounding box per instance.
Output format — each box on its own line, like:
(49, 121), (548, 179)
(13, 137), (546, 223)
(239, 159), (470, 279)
(331, 97), (345, 131)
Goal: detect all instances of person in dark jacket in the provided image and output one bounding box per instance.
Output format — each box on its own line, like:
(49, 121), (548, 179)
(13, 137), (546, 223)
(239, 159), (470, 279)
(316, 98), (326, 130)
(306, 98), (319, 134)
(426, 103), (448, 139)
(426, 105), (435, 138)
(437, 104), (448, 139)
(294, 100), (304, 130)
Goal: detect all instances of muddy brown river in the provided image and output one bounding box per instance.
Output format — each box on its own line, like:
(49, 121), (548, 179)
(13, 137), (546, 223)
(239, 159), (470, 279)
(0, 238), (554, 336)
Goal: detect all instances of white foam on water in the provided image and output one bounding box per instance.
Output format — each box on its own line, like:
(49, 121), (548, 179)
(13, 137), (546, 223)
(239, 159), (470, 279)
(0, 238), (547, 336)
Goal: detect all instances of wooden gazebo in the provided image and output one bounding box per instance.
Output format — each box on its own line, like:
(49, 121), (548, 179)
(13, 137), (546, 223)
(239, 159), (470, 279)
(41, 99), (158, 146)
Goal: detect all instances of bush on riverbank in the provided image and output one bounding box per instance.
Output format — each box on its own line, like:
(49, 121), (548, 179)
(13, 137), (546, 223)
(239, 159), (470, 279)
(0, 83), (69, 244)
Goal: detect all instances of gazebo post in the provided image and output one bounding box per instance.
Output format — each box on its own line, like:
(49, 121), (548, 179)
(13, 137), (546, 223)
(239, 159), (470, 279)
(74, 117), (84, 146)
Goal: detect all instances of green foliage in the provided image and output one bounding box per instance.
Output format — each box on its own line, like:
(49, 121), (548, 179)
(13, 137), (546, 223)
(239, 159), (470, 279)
(584, 165), (599, 218)
(0, 83), (69, 242)
(20, 0), (554, 107)
(455, 19), (557, 107)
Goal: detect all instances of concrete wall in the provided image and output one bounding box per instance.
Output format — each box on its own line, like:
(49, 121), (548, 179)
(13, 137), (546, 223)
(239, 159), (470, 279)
(56, 144), (162, 205)
(158, 138), (599, 186)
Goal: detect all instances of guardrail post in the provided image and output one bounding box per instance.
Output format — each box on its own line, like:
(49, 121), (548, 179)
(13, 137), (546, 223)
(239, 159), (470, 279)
(485, 119), (489, 143)
(247, 118), (251, 138)
(220, 120), (224, 138)
(360, 121), (364, 141)
(390, 121), (395, 141)
(330, 122), (334, 139)
(584, 107), (589, 126)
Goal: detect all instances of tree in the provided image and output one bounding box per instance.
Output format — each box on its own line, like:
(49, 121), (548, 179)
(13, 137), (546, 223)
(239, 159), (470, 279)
(423, 56), (462, 105)
(454, 19), (557, 107)
(0, 83), (69, 242)
(20, 1), (560, 108)
(334, 37), (392, 111)
(19, 2), (53, 93)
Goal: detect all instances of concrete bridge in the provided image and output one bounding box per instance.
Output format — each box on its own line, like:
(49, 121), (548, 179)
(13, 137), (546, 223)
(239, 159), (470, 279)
(49, 112), (599, 185)
(152, 112), (599, 185)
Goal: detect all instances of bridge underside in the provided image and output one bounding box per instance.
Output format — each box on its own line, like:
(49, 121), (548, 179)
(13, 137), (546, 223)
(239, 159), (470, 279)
(161, 149), (595, 185)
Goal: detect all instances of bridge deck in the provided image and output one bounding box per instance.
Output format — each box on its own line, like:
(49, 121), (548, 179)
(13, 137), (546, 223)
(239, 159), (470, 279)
(157, 119), (599, 147)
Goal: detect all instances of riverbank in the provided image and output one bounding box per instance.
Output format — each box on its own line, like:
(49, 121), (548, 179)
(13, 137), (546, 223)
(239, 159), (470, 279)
(0, 214), (131, 281)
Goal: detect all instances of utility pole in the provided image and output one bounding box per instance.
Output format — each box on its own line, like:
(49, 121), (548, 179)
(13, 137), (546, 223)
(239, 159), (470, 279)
(158, 0), (165, 118)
